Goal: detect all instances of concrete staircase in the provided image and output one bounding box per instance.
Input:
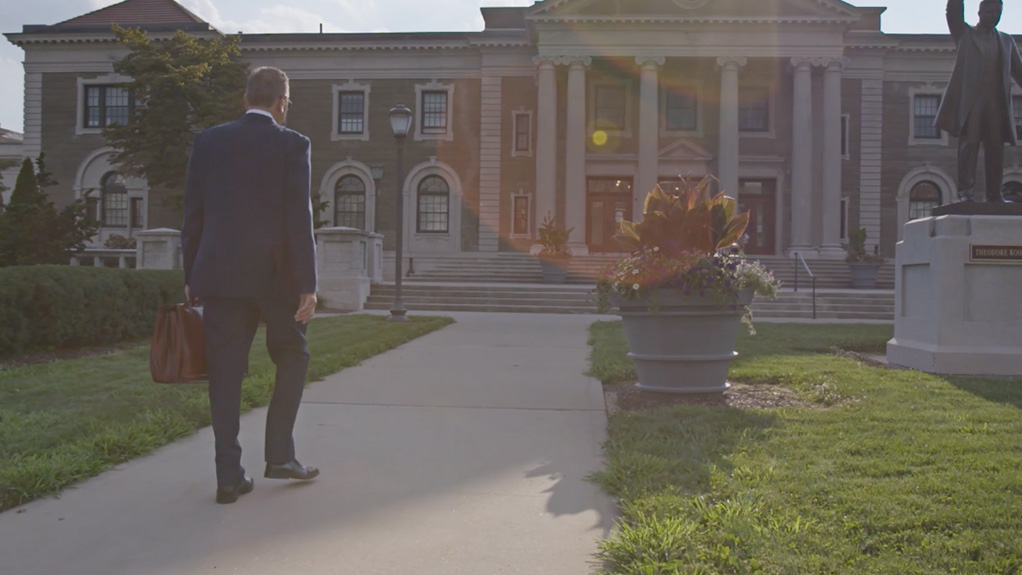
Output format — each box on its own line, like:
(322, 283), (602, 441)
(392, 253), (894, 290)
(364, 283), (895, 322)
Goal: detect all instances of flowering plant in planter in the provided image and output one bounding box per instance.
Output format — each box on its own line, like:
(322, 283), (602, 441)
(537, 212), (574, 260)
(595, 177), (780, 329)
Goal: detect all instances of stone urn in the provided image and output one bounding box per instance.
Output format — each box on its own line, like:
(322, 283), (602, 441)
(848, 261), (882, 289)
(612, 288), (754, 394)
(539, 257), (569, 284)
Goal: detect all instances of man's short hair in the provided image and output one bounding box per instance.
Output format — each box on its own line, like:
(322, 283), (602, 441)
(246, 67), (289, 108)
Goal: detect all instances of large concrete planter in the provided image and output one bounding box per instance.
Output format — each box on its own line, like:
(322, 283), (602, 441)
(848, 261), (882, 289)
(612, 288), (754, 394)
(539, 258), (569, 283)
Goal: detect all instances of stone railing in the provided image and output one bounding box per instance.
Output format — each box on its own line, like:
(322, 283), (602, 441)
(70, 248), (137, 269)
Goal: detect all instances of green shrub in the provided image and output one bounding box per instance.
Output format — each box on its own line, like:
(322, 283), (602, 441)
(0, 266), (183, 356)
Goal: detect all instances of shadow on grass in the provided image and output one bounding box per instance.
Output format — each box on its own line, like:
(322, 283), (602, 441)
(591, 405), (777, 502)
(947, 376), (1022, 409)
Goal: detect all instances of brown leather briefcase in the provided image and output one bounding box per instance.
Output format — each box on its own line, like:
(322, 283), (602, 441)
(150, 303), (207, 383)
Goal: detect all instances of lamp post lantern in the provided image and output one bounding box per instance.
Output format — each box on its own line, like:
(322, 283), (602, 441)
(388, 103), (413, 322)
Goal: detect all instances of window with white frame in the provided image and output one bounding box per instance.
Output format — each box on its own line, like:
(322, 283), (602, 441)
(101, 172), (128, 227)
(512, 111), (532, 156)
(908, 180), (942, 220)
(913, 95), (941, 139)
(841, 114), (851, 159)
(908, 87), (948, 145)
(594, 84), (627, 130)
(130, 197), (144, 229)
(334, 175), (367, 229)
(510, 192), (530, 238)
(416, 175), (450, 233)
(414, 82), (455, 141)
(664, 85), (698, 132)
(84, 85), (135, 129)
(738, 87), (770, 132)
(331, 82), (370, 141)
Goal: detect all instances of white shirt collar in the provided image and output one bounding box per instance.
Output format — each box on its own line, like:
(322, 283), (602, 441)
(245, 109), (275, 122)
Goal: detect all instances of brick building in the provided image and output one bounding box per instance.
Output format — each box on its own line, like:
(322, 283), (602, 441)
(6, 0), (1022, 260)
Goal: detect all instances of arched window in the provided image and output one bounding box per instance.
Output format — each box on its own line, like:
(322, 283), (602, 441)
(101, 172), (128, 227)
(334, 175), (366, 229)
(908, 180), (941, 220)
(416, 175), (449, 233)
(1003, 181), (1022, 202)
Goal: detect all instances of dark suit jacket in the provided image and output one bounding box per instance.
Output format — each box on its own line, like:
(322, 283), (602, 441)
(935, 0), (1022, 143)
(182, 112), (317, 299)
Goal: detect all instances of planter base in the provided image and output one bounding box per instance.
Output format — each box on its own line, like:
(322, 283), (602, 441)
(614, 289), (753, 395)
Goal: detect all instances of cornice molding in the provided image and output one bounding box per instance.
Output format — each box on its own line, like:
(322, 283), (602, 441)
(635, 55), (666, 68)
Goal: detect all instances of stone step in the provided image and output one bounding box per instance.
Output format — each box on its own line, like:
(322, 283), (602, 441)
(363, 284), (894, 321)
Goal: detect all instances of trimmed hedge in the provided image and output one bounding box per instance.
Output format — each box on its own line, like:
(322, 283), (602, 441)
(0, 266), (184, 356)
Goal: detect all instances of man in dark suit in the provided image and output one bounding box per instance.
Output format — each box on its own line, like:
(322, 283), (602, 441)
(935, 0), (1022, 202)
(183, 66), (320, 504)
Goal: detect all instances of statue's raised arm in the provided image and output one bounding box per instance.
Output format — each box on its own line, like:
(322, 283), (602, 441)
(947, 0), (966, 44)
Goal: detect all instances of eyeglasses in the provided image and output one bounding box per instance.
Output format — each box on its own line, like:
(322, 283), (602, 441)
(282, 96), (293, 108)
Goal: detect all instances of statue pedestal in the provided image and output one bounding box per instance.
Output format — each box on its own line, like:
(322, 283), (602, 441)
(886, 214), (1022, 376)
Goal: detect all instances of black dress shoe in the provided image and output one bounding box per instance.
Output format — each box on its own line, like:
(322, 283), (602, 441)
(216, 476), (254, 504)
(264, 460), (320, 480)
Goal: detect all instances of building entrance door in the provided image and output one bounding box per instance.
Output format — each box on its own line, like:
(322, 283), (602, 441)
(737, 179), (776, 255)
(586, 178), (633, 253)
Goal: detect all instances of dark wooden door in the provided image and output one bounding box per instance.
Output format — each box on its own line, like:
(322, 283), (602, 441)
(586, 178), (633, 253)
(737, 179), (776, 255)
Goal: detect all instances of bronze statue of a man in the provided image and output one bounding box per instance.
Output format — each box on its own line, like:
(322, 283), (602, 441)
(935, 0), (1022, 202)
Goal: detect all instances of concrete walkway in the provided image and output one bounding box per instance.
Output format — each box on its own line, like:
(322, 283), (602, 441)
(0, 312), (615, 575)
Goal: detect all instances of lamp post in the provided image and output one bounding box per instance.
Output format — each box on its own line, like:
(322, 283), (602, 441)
(388, 103), (413, 322)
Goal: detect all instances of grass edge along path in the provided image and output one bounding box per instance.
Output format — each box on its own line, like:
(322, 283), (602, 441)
(0, 314), (453, 512)
(586, 321), (1022, 575)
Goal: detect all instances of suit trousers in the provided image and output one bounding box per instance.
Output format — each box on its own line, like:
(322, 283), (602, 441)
(957, 94), (1007, 201)
(202, 296), (310, 487)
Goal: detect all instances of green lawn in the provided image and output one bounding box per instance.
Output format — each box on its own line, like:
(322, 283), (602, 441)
(588, 322), (1022, 575)
(0, 314), (453, 512)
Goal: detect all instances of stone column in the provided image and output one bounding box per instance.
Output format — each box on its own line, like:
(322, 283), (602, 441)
(534, 57), (558, 241)
(789, 57), (814, 254)
(564, 57), (591, 254)
(819, 58), (846, 258)
(636, 56), (665, 217)
(716, 57), (746, 199)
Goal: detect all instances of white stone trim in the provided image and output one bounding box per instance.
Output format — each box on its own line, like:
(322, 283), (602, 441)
(76, 73), (133, 136)
(22, 72), (43, 159)
(859, 76), (883, 254)
(330, 81), (371, 142)
(318, 159), (378, 232)
(588, 77), (634, 138)
(478, 75), (503, 252)
(510, 109), (533, 157)
(895, 166), (955, 241)
(402, 158), (463, 254)
(908, 84), (948, 146)
(660, 80), (703, 137)
(414, 80), (455, 142)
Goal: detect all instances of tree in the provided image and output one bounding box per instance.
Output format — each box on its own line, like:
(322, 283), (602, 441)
(0, 158), (18, 213)
(103, 26), (248, 206)
(0, 155), (99, 267)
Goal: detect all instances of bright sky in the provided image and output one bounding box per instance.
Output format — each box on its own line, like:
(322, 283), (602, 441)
(0, 0), (1016, 134)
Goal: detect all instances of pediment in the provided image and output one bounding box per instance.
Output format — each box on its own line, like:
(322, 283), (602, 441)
(659, 138), (714, 161)
(529, 0), (859, 21)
